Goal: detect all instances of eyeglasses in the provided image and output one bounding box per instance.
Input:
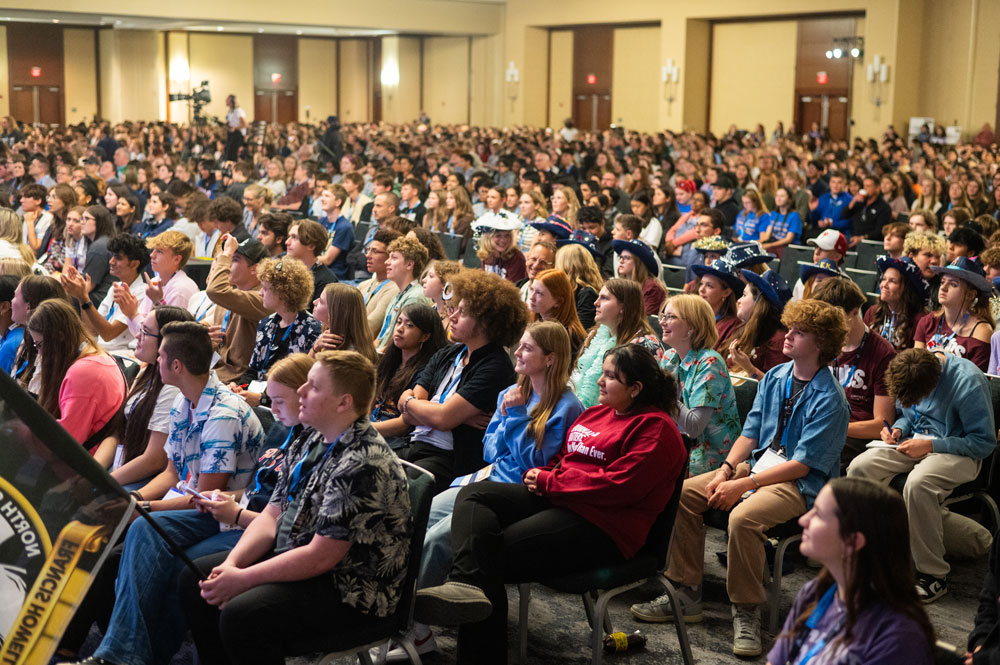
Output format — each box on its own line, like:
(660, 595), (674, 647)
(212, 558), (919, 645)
(139, 327), (161, 340)
(658, 313), (679, 325)
(364, 247), (387, 256)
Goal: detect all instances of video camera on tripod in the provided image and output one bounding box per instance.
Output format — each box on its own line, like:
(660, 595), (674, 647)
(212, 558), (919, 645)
(168, 81), (212, 124)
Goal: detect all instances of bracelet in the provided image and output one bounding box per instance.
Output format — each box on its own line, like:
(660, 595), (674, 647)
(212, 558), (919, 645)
(141, 500), (151, 512)
(234, 508), (244, 526)
(749, 475), (761, 489)
(722, 460), (735, 474)
(129, 490), (144, 501)
(402, 395), (417, 414)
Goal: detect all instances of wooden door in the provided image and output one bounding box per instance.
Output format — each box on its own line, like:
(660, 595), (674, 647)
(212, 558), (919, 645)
(10, 86), (35, 124)
(38, 86), (62, 126)
(276, 91), (297, 124)
(573, 93), (612, 131)
(255, 90), (275, 123)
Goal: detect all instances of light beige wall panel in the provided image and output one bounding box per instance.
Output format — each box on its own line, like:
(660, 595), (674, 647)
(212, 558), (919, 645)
(98, 29), (121, 122)
(470, 34), (502, 127)
(0, 27), (7, 118)
(339, 39), (371, 123)
(422, 37), (469, 124)
(298, 38), (337, 124)
(188, 33), (253, 121)
(709, 21), (797, 136)
(63, 28), (98, 124)
(679, 19), (710, 132)
(166, 32), (191, 123)
(611, 26), (659, 132)
(381, 36), (421, 123)
(547, 30), (573, 129)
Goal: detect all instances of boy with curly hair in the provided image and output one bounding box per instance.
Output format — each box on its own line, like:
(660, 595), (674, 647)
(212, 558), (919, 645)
(375, 236), (430, 352)
(634, 298), (849, 658)
(397, 270), (529, 494)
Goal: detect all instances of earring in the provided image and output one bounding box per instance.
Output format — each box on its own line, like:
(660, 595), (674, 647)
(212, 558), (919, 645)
(972, 296), (980, 308)
(686, 330), (692, 337)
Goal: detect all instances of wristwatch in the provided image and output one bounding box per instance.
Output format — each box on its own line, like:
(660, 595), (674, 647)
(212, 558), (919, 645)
(81, 301), (93, 310)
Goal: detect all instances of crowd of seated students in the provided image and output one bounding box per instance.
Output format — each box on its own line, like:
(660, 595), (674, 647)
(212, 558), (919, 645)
(1, 116), (1000, 664)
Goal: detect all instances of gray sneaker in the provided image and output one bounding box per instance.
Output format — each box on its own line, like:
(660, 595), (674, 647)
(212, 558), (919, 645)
(629, 584), (703, 623)
(732, 605), (762, 657)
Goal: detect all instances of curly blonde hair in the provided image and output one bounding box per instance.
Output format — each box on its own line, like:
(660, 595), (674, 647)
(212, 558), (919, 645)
(257, 256), (314, 312)
(780, 298), (848, 366)
(903, 230), (945, 258)
(449, 269), (530, 347)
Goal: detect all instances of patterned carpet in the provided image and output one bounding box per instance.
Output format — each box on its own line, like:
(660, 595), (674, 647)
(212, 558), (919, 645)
(79, 521), (987, 665)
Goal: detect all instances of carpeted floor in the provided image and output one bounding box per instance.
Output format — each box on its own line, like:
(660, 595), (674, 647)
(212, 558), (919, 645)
(82, 524), (982, 665)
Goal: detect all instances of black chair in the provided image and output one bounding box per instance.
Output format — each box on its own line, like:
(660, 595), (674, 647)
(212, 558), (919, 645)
(462, 247), (481, 269)
(855, 239), (884, 269)
(779, 244), (813, 285)
(516, 450), (694, 665)
(437, 232), (463, 260)
(661, 264), (687, 290)
(648, 315), (662, 341)
(843, 251), (859, 269)
(315, 468), (435, 665)
(355, 221), (371, 244)
(703, 510), (802, 634)
(845, 268), (878, 294)
(185, 258), (212, 290)
(732, 377), (759, 426)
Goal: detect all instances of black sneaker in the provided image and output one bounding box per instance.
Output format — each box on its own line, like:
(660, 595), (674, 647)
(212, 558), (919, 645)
(915, 574), (947, 603)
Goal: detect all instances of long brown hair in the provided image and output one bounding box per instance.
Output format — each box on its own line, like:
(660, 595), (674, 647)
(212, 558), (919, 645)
(28, 299), (103, 417)
(602, 277), (655, 345)
(14, 275), (68, 390)
(932, 277), (995, 332)
(783, 478), (934, 654)
(734, 283), (784, 355)
(321, 283), (378, 365)
(120, 306), (193, 463)
(532, 269), (586, 343)
(870, 268), (927, 350)
(516, 322), (573, 449)
(375, 303), (447, 406)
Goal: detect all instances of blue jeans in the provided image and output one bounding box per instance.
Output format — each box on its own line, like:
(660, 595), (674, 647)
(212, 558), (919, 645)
(418, 486), (461, 589)
(94, 510), (241, 665)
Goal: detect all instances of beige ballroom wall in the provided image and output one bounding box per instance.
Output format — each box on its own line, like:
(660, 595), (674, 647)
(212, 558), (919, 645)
(547, 30), (573, 129)
(62, 28), (98, 124)
(709, 21), (797, 136)
(611, 26), (660, 133)
(297, 38), (338, 124)
(339, 40), (372, 123)
(0, 27), (10, 118)
(187, 33), (254, 122)
(422, 37), (470, 124)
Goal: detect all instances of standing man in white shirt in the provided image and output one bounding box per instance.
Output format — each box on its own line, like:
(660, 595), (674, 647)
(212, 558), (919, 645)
(224, 95), (247, 162)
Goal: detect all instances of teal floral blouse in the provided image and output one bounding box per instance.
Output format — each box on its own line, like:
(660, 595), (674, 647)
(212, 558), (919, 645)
(661, 347), (741, 476)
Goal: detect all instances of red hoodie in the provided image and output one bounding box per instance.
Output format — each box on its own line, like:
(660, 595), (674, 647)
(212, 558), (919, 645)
(535, 405), (686, 558)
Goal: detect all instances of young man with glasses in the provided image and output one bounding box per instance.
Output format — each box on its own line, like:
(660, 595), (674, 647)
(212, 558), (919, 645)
(357, 228), (403, 338)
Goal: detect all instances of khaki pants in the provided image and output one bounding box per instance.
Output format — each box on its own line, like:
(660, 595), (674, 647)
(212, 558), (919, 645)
(665, 463), (806, 607)
(847, 449), (979, 578)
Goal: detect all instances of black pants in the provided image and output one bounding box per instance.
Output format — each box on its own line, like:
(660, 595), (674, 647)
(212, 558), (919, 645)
(401, 440), (454, 496)
(177, 551), (372, 665)
(223, 130), (244, 162)
(448, 483), (623, 665)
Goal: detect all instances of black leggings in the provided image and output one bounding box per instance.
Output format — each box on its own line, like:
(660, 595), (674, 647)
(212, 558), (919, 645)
(449, 482), (623, 665)
(401, 440), (455, 496)
(177, 551), (374, 665)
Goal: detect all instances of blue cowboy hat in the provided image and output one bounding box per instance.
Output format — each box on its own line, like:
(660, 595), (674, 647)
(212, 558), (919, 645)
(875, 255), (931, 301)
(741, 268), (792, 312)
(557, 229), (602, 260)
(726, 242), (776, 269)
(529, 215), (573, 240)
(612, 238), (659, 278)
(799, 257), (844, 283)
(931, 256), (992, 295)
(691, 258), (744, 294)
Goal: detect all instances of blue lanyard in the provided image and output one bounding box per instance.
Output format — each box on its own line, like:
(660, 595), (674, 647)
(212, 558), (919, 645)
(221, 310), (232, 333)
(261, 319), (295, 371)
(929, 312), (967, 351)
(252, 429), (295, 495)
(365, 279), (390, 305)
(879, 310), (896, 342)
(193, 295), (213, 322)
(437, 346), (467, 404)
(287, 435), (340, 500)
(447, 214), (455, 235)
(105, 303), (116, 322)
(377, 283), (413, 341)
(833, 331), (867, 389)
(789, 584), (846, 665)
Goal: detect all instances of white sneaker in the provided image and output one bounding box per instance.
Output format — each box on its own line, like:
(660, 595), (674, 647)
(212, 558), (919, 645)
(370, 628), (438, 663)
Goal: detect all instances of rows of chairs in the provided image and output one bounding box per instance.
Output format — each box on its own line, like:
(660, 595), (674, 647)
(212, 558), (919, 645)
(778, 239), (884, 286)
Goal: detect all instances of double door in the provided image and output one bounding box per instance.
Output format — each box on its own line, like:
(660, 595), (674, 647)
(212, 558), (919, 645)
(10, 85), (62, 126)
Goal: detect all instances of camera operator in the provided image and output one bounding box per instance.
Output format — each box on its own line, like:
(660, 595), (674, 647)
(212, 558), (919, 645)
(224, 94), (247, 162)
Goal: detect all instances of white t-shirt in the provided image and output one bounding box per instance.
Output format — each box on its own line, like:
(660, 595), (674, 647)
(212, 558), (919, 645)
(227, 107), (247, 135)
(98, 276), (146, 353)
(114, 384), (181, 470)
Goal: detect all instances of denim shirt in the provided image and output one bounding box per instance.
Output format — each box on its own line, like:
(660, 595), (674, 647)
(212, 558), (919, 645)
(741, 361), (849, 507)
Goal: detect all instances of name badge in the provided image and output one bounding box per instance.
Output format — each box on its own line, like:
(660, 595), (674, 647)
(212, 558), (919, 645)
(752, 447), (787, 475)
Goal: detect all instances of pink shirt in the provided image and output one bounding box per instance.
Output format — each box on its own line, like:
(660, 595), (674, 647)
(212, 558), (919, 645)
(58, 354), (126, 446)
(130, 269), (201, 336)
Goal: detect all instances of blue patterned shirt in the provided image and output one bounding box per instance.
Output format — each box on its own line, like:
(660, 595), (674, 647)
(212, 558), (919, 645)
(166, 372), (265, 490)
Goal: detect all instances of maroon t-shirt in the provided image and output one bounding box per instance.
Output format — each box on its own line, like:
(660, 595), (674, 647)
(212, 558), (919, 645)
(484, 251), (527, 284)
(753, 327), (790, 372)
(832, 330), (896, 422)
(642, 277), (666, 315)
(863, 307), (929, 351)
(914, 314), (991, 371)
(715, 315), (742, 354)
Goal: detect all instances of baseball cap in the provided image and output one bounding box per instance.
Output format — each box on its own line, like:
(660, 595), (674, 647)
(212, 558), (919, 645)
(676, 179), (697, 194)
(234, 238), (269, 265)
(806, 230), (848, 256)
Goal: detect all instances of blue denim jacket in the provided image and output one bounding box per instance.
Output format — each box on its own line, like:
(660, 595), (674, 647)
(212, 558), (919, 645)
(741, 361), (849, 507)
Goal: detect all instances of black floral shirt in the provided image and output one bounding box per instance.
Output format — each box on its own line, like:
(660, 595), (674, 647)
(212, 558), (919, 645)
(246, 311), (322, 382)
(268, 419), (412, 617)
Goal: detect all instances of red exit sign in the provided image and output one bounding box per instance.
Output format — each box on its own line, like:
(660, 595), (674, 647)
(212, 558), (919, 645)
(30, 67), (41, 78)
(586, 74), (596, 85)
(816, 71), (828, 85)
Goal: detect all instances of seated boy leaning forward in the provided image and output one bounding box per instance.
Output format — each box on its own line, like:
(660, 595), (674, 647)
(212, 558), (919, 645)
(848, 347), (996, 603)
(630, 298), (849, 658)
(178, 351), (412, 665)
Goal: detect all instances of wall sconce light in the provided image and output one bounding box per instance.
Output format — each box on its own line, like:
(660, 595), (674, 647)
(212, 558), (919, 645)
(661, 58), (680, 111)
(505, 61), (520, 103)
(865, 54), (889, 107)
(380, 62), (400, 87)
